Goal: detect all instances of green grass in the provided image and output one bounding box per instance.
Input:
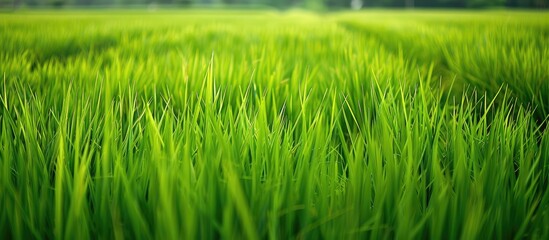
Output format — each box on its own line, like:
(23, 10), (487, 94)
(0, 9), (548, 239)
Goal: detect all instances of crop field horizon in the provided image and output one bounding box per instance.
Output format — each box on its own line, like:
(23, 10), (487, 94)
(1, 10), (548, 239)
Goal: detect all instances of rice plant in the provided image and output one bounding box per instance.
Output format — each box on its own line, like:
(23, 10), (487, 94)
(0, 10), (548, 239)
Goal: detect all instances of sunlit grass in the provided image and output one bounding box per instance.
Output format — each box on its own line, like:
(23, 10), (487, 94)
(0, 10), (548, 239)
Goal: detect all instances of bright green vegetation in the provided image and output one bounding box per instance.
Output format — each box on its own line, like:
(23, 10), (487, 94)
(0, 10), (548, 239)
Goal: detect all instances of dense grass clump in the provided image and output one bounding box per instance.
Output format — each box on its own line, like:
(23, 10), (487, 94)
(0, 10), (548, 239)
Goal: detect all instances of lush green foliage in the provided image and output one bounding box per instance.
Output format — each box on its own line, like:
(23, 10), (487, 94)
(0, 10), (548, 239)
(1, 0), (548, 9)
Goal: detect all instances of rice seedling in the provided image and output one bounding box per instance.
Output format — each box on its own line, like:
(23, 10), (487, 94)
(0, 10), (548, 239)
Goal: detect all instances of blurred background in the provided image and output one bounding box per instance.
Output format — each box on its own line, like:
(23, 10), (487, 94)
(0, 0), (547, 10)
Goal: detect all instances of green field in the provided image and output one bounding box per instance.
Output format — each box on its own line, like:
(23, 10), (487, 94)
(1, 10), (548, 239)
